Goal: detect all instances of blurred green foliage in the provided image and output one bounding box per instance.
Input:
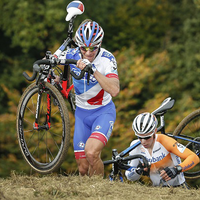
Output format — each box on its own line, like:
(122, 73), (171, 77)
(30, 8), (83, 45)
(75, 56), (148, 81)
(1, 0), (200, 186)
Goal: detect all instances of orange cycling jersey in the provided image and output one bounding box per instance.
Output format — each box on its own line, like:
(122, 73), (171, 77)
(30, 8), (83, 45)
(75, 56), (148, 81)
(125, 134), (199, 186)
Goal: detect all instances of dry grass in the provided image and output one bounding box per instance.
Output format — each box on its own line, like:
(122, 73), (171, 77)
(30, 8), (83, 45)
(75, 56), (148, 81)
(0, 172), (200, 200)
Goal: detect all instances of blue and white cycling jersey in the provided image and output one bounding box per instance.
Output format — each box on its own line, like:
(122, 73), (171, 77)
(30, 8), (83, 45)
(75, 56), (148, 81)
(59, 47), (118, 109)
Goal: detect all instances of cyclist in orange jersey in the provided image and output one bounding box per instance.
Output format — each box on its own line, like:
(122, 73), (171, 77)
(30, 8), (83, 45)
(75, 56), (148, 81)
(125, 112), (200, 187)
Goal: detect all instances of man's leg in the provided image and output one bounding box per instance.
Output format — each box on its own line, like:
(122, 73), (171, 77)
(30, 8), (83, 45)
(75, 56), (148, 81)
(84, 138), (104, 177)
(76, 158), (89, 176)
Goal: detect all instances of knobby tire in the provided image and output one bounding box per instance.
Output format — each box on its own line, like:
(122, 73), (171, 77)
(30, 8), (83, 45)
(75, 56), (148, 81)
(173, 109), (200, 179)
(16, 82), (70, 174)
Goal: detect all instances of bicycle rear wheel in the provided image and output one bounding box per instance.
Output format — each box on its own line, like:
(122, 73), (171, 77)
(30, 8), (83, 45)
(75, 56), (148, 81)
(16, 82), (70, 174)
(173, 109), (200, 179)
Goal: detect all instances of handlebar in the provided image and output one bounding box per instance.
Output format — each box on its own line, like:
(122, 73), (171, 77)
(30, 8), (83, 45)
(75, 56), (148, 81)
(70, 64), (94, 80)
(103, 154), (151, 170)
(23, 58), (94, 83)
(23, 14), (88, 82)
(23, 59), (51, 81)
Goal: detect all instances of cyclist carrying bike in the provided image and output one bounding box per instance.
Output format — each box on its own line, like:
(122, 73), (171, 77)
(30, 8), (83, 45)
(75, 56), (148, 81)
(125, 112), (199, 187)
(58, 19), (120, 176)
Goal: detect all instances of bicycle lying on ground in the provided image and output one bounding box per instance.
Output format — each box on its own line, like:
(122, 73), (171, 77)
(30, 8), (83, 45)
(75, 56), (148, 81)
(103, 97), (200, 180)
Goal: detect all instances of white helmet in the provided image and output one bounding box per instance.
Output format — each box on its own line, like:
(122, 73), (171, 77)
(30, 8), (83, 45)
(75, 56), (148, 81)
(75, 21), (104, 47)
(132, 112), (158, 138)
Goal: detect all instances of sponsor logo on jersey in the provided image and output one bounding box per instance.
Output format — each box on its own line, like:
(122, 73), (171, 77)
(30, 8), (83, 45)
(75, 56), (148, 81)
(182, 161), (195, 171)
(110, 57), (117, 67)
(148, 153), (166, 163)
(101, 51), (117, 66)
(173, 142), (186, 153)
(153, 147), (161, 153)
(175, 155), (181, 164)
(111, 64), (118, 73)
(102, 51), (114, 60)
(65, 47), (79, 56)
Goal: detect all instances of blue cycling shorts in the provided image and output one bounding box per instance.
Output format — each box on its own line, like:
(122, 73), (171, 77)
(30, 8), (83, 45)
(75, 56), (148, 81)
(73, 101), (116, 159)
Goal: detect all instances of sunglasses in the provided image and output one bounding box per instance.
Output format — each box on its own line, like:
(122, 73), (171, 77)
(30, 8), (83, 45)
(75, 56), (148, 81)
(137, 136), (152, 140)
(80, 46), (98, 52)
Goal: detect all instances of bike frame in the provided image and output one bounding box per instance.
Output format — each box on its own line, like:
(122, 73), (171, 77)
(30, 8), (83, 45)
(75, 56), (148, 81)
(33, 16), (77, 130)
(52, 17), (76, 100)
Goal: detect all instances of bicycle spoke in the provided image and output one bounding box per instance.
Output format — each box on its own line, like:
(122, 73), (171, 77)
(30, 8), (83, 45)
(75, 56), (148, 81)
(17, 82), (70, 174)
(26, 104), (36, 115)
(23, 129), (34, 133)
(25, 130), (36, 146)
(23, 118), (34, 127)
(49, 130), (62, 150)
(173, 110), (200, 179)
(30, 131), (46, 158)
(52, 109), (60, 116)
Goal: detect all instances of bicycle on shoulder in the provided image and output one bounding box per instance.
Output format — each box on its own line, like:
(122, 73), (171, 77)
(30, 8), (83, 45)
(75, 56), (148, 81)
(16, 1), (93, 174)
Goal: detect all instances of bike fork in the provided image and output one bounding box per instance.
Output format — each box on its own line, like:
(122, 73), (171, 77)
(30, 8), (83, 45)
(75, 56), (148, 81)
(109, 149), (124, 182)
(34, 85), (51, 130)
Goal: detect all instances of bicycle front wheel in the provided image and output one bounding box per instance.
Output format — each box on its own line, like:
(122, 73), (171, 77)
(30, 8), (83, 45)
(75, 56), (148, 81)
(173, 109), (200, 179)
(16, 82), (70, 174)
